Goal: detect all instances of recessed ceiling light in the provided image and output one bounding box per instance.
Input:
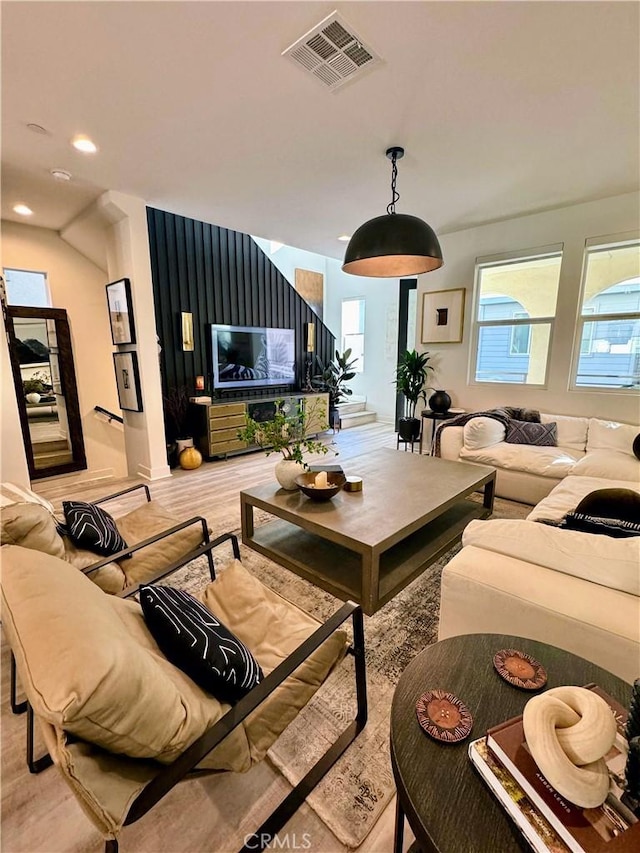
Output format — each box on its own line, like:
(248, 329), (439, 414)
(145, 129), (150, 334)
(51, 168), (72, 181)
(26, 123), (49, 135)
(71, 135), (98, 154)
(337, 234), (351, 242)
(13, 204), (33, 216)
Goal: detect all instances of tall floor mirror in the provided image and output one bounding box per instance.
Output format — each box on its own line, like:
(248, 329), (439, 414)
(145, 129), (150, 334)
(4, 305), (87, 479)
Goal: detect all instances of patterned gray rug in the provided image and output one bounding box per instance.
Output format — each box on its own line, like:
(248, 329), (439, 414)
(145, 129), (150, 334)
(173, 495), (530, 848)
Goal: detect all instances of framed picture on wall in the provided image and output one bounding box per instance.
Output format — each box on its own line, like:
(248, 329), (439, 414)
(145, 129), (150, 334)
(113, 351), (143, 412)
(106, 278), (136, 345)
(421, 288), (465, 344)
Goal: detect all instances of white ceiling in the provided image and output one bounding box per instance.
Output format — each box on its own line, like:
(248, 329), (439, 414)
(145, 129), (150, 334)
(2, 1), (639, 261)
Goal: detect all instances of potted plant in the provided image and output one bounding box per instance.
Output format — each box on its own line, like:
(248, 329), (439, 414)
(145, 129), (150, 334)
(163, 385), (195, 467)
(394, 349), (434, 441)
(313, 348), (358, 429)
(237, 398), (335, 489)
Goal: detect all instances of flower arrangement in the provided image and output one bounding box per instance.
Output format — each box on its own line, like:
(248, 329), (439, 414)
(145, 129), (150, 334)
(237, 399), (334, 465)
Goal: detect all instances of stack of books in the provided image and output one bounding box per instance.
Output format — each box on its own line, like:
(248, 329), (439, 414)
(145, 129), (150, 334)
(468, 685), (639, 852)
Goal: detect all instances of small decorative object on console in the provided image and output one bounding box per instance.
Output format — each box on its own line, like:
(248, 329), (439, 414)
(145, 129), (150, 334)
(416, 689), (473, 743)
(493, 649), (547, 691)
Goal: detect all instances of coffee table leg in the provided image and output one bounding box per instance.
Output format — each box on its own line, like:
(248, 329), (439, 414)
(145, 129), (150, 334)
(394, 795), (405, 853)
(483, 475), (496, 514)
(240, 495), (254, 541)
(361, 551), (379, 616)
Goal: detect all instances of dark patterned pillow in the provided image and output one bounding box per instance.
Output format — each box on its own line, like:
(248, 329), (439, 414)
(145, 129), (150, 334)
(139, 585), (263, 703)
(561, 512), (640, 539)
(505, 420), (557, 446)
(62, 500), (129, 557)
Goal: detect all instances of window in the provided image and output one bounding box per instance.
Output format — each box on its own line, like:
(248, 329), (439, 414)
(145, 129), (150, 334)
(572, 237), (640, 390)
(472, 248), (562, 385)
(3, 268), (51, 307)
(341, 298), (364, 373)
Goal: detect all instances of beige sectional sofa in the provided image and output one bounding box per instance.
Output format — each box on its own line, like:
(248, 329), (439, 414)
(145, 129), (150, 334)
(439, 414), (639, 504)
(438, 465), (640, 684)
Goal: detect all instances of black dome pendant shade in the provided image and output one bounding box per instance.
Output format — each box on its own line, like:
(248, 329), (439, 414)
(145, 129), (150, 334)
(342, 147), (443, 278)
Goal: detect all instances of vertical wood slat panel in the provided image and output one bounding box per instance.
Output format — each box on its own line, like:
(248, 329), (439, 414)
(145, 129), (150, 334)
(147, 207), (335, 398)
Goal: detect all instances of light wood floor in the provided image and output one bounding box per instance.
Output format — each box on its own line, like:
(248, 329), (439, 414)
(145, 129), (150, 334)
(6, 421), (416, 853)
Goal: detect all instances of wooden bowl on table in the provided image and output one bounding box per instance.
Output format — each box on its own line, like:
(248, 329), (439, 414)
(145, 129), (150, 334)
(295, 471), (346, 502)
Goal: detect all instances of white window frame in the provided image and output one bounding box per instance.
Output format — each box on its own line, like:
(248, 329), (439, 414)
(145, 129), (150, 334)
(341, 297), (365, 373)
(569, 233), (640, 392)
(509, 311), (531, 356)
(3, 267), (52, 307)
(469, 244), (563, 388)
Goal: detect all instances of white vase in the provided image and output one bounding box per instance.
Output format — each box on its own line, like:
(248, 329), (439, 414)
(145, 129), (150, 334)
(274, 459), (305, 490)
(26, 393), (41, 404)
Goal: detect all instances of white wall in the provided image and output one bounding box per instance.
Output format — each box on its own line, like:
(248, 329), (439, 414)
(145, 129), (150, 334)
(416, 191), (640, 423)
(0, 320), (30, 486)
(252, 237), (400, 422)
(1, 220), (127, 480)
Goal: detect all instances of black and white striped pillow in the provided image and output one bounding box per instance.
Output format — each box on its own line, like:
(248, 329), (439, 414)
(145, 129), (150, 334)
(62, 500), (129, 557)
(139, 585), (263, 703)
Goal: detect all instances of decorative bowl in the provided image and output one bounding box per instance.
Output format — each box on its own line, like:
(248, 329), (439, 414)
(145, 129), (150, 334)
(295, 472), (346, 502)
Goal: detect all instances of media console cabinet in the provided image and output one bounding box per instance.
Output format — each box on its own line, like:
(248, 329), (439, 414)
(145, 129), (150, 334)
(191, 392), (329, 460)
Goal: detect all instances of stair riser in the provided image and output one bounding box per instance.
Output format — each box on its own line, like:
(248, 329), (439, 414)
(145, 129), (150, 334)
(339, 412), (377, 429)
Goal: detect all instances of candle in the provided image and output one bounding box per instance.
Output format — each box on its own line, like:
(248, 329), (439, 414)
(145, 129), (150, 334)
(314, 471), (328, 488)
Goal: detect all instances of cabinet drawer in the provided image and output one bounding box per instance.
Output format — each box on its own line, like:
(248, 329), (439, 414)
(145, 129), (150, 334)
(209, 439), (248, 454)
(208, 403), (246, 419)
(209, 413), (246, 431)
(208, 426), (243, 443)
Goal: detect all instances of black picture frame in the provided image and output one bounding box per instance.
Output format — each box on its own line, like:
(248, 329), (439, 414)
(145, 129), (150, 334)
(106, 278), (136, 345)
(113, 351), (143, 412)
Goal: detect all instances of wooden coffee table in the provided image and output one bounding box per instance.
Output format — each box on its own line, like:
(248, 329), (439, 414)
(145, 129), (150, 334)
(240, 449), (495, 615)
(390, 634), (630, 853)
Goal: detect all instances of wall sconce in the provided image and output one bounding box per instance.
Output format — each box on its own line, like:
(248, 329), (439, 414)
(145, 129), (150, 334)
(181, 312), (194, 351)
(306, 322), (315, 353)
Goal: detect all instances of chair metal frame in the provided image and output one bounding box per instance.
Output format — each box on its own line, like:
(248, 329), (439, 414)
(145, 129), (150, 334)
(10, 483), (214, 774)
(18, 533), (368, 853)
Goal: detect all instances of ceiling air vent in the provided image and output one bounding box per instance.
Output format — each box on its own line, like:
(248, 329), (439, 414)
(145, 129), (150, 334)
(282, 11), (382, 92)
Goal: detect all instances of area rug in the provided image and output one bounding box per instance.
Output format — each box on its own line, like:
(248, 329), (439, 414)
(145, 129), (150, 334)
(172, 495), (530, 848)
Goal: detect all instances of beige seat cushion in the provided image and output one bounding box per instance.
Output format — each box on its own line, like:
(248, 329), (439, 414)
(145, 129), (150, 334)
(115, 501), (206, 585)
(62, 537), (126, 594)
(1, 546), (348, 778)
(0, 502), (65, 559)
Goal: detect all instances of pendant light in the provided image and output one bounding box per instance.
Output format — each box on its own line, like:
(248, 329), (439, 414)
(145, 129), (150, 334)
(342, 147), (443, 277)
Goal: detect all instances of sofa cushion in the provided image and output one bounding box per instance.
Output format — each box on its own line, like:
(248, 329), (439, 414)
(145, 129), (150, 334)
(587, 418), (638, 456)
(0, 482), (55, 514)
(139, 584), (263, 703)
(62, 537), (126, 594)
(505, 420), (557, 446)
(528, 475), (640, 522)
(463, 417), (506, 450)
(0, 503), (65, 559)
(540, 413), (589, 453)
(115, 501), (205, 586)
(63, 501), (129, 558)
(462, 518), (640, 595)
(459, 442), (582, 478)
(570, 449), (640, 482)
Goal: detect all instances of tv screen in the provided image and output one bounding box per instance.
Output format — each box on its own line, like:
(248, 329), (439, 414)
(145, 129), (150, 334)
(211, 324), (296, 390)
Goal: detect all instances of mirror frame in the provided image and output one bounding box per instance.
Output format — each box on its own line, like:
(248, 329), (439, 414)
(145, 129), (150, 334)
(4, 305), (87, 479)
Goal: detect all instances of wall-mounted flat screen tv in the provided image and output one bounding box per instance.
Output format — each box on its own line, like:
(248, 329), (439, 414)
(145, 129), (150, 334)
(211, 324), (296, 390)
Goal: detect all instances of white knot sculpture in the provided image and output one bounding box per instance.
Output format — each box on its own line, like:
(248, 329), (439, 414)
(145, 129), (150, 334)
(522, 686), (617, 808)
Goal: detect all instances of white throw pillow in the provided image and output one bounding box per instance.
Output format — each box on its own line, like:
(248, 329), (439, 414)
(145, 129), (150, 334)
(463, 417), (506, 450)
(540, 413), (589, 452)
(462, 518), (640, 596)
(570, 450), (640, 483)
(587, 419), (638, 456)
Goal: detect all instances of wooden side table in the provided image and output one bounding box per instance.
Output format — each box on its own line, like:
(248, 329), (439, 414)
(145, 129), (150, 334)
(419, 408), (465, 455)
(390, 634), (630, 853)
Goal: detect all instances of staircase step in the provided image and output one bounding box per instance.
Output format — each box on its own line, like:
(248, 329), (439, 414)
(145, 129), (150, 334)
(338, 410), (377, 429)
(336, 401), (366, 415)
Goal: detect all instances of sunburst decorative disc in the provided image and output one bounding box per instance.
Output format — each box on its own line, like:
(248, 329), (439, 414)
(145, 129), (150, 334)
(416, 690), (473, 743)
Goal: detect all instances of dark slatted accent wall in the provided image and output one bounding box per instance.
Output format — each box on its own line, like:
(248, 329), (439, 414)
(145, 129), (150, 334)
(147, 207), (335, 399)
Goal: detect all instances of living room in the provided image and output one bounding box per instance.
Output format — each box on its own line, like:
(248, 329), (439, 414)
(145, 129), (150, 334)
(2, 3), (639, 852)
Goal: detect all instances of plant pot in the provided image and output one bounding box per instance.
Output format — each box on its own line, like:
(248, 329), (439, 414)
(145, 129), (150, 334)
(179, 446), (203, 470)
(275, 459), (305, 490)
(428, 390), (452, 414)
(176, 437), (194, 454)
(398, 417), (420, 442)
(26, 393), (41, 404)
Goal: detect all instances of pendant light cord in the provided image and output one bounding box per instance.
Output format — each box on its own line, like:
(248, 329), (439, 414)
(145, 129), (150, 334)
(386, 151), (400, 216)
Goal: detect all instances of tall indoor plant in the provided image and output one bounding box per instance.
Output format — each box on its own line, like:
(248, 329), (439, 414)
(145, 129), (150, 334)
(313, 348), (358, 428)
(394, 349), (434, 441)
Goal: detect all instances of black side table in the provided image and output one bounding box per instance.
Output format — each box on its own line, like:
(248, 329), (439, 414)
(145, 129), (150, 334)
(390, 634), (630, 853)
(419, 408), (465, 455)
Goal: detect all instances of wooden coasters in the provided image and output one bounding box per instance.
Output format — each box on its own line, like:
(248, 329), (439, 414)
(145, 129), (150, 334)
(416, 690), (473, 743)
(493, 649), (547, 691)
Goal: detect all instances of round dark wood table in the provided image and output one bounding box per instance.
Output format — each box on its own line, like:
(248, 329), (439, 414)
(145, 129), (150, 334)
(390, 634), (631, 853)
